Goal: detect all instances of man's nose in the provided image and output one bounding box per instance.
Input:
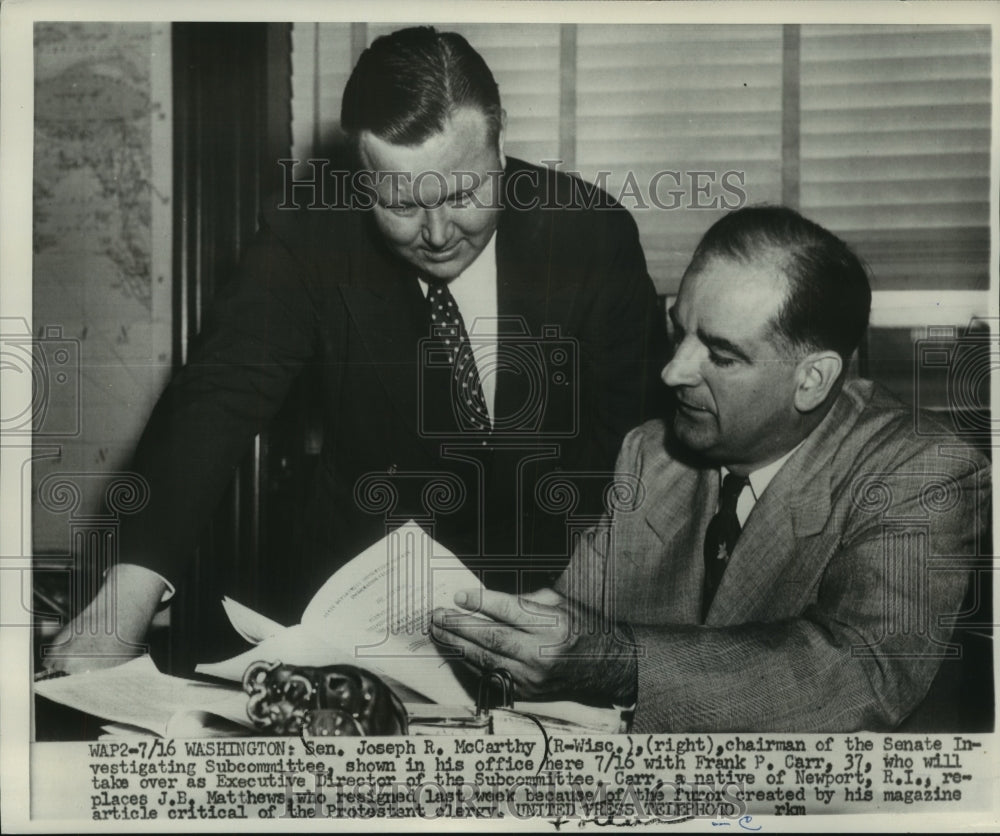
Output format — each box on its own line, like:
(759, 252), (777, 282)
(421, 208), (453, 248)
(661, 337), (702, 387)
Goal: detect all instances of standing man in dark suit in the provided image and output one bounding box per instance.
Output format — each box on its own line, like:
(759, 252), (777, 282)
(432, 206), (991, 732)
(47, 26), (667, 672)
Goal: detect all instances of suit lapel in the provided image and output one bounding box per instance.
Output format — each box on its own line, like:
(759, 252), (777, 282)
(706, 382), (870, 624)
(634, 462), (717, 623)
(495, 164), (582, 323)
(338, 220), (432, 452)
(495, 160), (548, 324)
(706, 469), (804, 624)
(494, 165), (582, 422)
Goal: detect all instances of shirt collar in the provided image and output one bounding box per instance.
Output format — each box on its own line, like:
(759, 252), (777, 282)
(722, 439), (805, 502)
(417, 232), (497, 299)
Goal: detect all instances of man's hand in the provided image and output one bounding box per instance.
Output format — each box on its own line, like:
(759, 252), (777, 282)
(43, 564), (167, 674)
(431, 587), (637, 705)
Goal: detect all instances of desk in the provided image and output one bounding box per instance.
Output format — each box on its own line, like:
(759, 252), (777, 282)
(34, 660), (624, 741)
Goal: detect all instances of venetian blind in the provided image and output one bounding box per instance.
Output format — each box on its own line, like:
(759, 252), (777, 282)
(799, 24), (991, 290)
(290, 23), (354, 165)
(291, 23), (560, 167)
(366, 22), (562, 166)
(574, 25), (785, 294)
(289, 23), (990, 297)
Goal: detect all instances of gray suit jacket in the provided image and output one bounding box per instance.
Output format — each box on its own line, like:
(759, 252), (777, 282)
(558, 379), (991, 732)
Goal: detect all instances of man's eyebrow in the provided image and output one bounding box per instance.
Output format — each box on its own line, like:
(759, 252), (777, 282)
(381, 187), (472, 208)
(697, 327), (753, 363)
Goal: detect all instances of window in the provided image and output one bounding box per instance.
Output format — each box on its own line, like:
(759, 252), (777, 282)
(290, 22), (991, 305)
(799, 24), (991, 291)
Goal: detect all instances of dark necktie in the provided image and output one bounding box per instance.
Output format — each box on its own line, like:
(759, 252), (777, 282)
(702, 472), (749, 619)
(427, 282), (489, 432)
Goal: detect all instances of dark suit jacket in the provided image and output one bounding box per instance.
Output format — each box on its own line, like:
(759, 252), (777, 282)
(121, 158), (668, 608)
(558, 380), (991, 732)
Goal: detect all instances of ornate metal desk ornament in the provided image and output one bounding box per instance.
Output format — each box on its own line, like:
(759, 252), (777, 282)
(243, 661), (408, 736)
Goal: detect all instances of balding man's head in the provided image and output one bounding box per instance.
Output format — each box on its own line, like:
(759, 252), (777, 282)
(685, 206), (871, 364)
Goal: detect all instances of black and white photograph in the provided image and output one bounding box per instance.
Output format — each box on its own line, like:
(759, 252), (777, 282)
(1, 0), (997, 830)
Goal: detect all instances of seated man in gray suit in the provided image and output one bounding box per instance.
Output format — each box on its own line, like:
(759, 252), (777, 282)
(432, 206), (992, 732)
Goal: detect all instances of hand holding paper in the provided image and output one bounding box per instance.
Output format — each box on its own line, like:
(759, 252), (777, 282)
(431, 587), (638, 706)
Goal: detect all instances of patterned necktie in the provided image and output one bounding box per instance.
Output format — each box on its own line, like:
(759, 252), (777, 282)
(427, 282), (489, 431)
(702, 472), (750, 619)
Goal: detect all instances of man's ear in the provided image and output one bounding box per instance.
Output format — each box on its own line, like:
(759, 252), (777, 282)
(497, 109), (507, 167)
(793, 350), (843, 412)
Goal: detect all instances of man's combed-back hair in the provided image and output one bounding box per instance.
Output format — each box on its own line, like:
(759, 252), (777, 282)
(341, 26), (503, 147)
(687, 205), (872, 362)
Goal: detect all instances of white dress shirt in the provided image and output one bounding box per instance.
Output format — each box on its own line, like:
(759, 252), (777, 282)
(721, 440), (805, 527)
